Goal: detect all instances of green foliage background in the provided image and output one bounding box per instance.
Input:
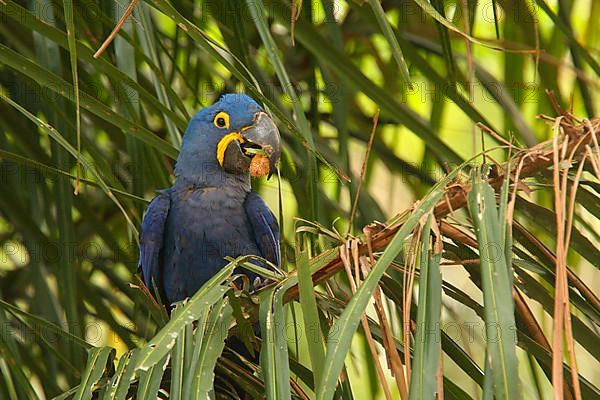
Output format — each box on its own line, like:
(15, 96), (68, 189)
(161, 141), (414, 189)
(0, 0), (598, 399)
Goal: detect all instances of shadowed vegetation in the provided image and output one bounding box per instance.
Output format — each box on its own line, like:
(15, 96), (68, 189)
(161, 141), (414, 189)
(0, 0), (598, 399)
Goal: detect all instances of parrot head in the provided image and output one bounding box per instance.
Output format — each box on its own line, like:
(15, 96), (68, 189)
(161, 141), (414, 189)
(174, 94), (281, 186)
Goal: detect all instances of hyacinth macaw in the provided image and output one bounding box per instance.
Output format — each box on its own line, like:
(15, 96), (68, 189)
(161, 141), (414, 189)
(138, 94), (281, 306)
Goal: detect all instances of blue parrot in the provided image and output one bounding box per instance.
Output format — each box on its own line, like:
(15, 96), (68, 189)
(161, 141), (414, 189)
(138, 94), (281, 306)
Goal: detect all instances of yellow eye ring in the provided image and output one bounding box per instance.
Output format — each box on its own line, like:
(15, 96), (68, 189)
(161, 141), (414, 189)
(213, 111), (230, 129)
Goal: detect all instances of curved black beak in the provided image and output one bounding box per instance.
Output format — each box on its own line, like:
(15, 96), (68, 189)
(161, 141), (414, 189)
(222, 112), (281, 178)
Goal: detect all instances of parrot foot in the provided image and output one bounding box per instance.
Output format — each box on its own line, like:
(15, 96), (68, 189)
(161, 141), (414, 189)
(252, 276), (269, 290)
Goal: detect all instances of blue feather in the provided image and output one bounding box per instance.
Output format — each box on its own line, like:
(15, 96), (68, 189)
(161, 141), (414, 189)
(138, 190), (170, 295)
(245, 191), (280, 267)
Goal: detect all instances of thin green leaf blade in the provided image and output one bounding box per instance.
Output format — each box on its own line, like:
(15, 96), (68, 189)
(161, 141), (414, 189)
(136, 354), (169, 400)
(189, 300), (234, 399)
(61, 0), (81, 194)
(467, 168), (519, 400)
(73, 347), (115, 400)
(367, 0), (411, 86)
(259, 286), (292, 400)
(296, 234), (326, 387)
(409, 216), (443, 399)
(100, 351), (131, 400)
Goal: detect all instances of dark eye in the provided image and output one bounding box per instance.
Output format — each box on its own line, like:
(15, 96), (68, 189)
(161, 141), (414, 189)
(213, 111), (230, 129)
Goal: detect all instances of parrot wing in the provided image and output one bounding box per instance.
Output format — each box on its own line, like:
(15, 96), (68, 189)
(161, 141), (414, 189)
(244, 191), (280, 267)
(138, 190), (171, 294)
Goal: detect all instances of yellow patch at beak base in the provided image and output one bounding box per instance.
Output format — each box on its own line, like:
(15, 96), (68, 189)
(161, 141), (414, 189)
(216, 132), (243, 166)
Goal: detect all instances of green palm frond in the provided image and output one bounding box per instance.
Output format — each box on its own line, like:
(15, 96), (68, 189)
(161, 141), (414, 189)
(0, 1), (598, 399)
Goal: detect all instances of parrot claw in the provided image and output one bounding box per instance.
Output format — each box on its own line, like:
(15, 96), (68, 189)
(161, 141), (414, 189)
(252, 276), (269, 290)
